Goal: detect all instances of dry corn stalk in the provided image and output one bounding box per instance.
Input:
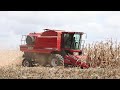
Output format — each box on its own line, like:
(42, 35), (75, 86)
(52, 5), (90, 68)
(84, 39), (120, 68)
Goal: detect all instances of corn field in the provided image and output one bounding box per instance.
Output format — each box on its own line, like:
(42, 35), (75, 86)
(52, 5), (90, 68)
(84, 39), (120, 68)
(1, 39), (120, 79)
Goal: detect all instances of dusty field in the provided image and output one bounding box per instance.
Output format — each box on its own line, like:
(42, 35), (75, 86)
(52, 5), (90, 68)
(1, 65), (120, 79)
(0, 50), (120, 79)
(0, 50), (23, 67)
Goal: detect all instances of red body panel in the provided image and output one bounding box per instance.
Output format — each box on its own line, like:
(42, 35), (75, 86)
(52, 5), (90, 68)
(20, 45), (58, 53)
(20, 29), (63, 53)
(35, 37), (57, 49)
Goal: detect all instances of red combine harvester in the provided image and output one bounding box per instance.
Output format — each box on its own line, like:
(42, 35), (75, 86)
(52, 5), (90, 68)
(20, 29), (91, 69)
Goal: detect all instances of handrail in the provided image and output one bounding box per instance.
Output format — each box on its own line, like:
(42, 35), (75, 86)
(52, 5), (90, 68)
(21, 35), (27, 45)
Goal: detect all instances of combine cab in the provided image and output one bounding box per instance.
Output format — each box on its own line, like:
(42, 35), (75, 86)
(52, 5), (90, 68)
(20, 29), (90, 69)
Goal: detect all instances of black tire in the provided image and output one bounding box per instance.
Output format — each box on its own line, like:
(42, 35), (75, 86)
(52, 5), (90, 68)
(22, 59), (33, 67)
(48, 54), (64, 67)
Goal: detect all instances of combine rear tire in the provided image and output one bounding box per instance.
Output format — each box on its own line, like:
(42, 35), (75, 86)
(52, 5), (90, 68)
(22, 59), (33, 67)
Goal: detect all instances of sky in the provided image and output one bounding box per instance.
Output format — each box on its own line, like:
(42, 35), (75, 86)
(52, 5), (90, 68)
(0, 11), (120, 49)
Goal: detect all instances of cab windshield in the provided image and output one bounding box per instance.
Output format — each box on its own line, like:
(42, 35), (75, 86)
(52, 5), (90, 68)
(64, 33), (82, 49)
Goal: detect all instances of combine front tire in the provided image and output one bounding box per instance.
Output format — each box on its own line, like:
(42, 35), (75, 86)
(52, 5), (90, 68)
(48, 54), (64, 67)
(22, 59), (33, 67)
